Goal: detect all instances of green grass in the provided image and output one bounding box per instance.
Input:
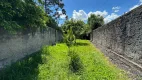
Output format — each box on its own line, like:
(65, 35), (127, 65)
(0, 40), (130, 80)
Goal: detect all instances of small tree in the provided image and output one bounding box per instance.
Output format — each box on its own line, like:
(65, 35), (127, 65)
(63, 27), (76, 46)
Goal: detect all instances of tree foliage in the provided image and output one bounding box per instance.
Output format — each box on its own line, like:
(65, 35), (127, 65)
(63, 27), (76, 46)
(0, 0), (49, 33)
(61, 14), (104, 41)
(61, 19), (86, 38)
(46, 16), (61, 31)
(87, 14), (104, 30)
(38, 0), (68, 20)
(0, 0), (66, 33)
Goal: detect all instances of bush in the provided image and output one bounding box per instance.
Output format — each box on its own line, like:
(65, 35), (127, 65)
(68, 50), (83, 73)
(63, 27), (76, 46)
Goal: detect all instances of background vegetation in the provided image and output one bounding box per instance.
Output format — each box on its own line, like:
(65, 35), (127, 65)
(0, 0), (66, 33)
(88, 14), (104, 30)
(61, 14), (104, 45)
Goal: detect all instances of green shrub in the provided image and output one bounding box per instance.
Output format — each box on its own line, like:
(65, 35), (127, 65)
(68, 50), (83, 73)
(63, 27), (76, 46)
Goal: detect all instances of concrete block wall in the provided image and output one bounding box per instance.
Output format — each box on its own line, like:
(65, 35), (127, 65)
(0, 27), (62, 69)
(91, 5), (142, 75)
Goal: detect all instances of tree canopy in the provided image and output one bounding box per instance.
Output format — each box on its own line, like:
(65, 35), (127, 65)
(87, 14), (104, 30)
(38, 0), (68, 20)
(0, 0), (66, 33)
(61, 14), (104, 40)
(61, 19), (87, 38)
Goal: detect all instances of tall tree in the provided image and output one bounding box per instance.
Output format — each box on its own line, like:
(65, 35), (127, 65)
(87, 14), (104, 30)
(38, 0), (68, 20)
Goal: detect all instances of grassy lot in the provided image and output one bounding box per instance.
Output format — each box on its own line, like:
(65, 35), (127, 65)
(0, 40), (129, 80)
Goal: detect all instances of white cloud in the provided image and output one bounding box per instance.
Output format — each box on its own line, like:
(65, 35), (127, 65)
(140, 0), (142, 4)
(88, 10), (108, 17)
(72, 10), (88, 21)
(58, 24), (61, 27)
(72, 10), (119, 24)
(60, 15), (66, 19)
(129, 5), (139, 11)
(104, 13), (119, 23)
(72, 10), (108, 21)
(87, 11), (119, 23)
(58, 11), (66, 19)
(112, 6), (120, 10)
(58, 11), (62, 14)
(114, 10), (119, 12)
(129, 0), (142, 11)
(140, 0), (142, 3)
(112, 6), (120, 12)
(70, 0), (142, 24)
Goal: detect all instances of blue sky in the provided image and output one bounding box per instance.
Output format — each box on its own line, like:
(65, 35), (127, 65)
(59, 0), (142, 25)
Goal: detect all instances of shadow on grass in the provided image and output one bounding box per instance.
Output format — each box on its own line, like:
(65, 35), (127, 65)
(74, 42), (89, 46)
(0, 51), (43, 80)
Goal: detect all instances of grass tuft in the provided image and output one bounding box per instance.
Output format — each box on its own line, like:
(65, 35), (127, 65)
(68, 50), (83, 73)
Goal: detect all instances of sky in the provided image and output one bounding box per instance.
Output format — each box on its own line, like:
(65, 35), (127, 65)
(58, 0), (142, 25)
